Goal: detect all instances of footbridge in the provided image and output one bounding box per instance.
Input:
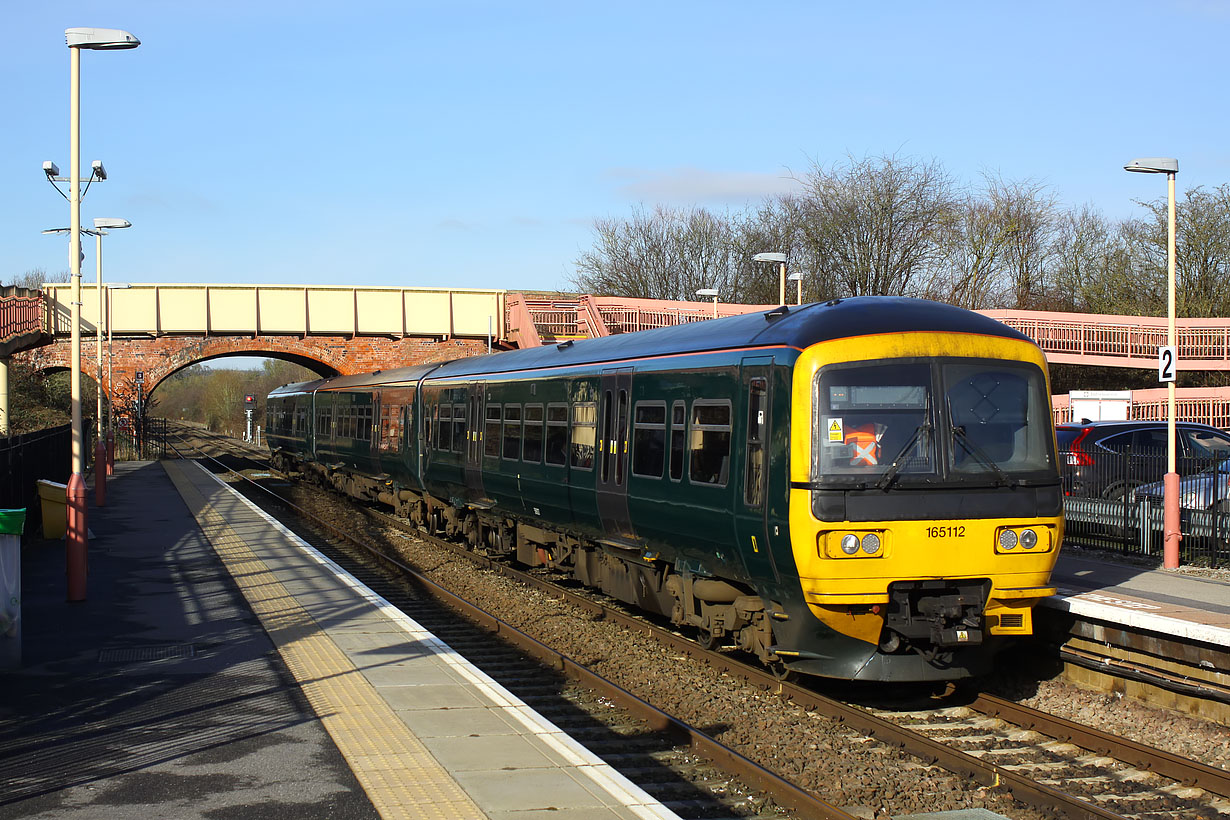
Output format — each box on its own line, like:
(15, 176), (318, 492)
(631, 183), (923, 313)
(4, 284), (1230, 428)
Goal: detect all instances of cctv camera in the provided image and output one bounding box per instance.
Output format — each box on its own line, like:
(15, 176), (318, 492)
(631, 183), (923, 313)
(43, 161), (60, 177)
(91, 160), (107, 180)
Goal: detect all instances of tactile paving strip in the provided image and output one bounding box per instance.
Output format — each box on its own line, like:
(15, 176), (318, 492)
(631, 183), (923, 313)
(164, 460), (486, 820)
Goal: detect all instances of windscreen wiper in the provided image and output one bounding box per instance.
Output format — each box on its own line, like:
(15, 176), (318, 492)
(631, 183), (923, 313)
(951, 425), (1018, 488)
(875, 420), (931, 491)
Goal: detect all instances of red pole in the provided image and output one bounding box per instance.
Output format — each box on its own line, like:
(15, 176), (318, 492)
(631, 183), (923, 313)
(66, 474), (88, 601)
(1163, 472), (1181, 569)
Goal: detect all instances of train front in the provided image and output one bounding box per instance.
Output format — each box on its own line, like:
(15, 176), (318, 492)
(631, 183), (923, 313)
(782, 306), (1063, 681)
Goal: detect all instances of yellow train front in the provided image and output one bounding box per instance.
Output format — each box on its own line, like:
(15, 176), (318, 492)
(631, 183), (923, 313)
(776, 300), (1062, 681)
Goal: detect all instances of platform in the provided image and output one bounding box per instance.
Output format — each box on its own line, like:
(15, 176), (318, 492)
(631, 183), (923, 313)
(1046, 552), (1230, 648)
(0, 460), (680, 820)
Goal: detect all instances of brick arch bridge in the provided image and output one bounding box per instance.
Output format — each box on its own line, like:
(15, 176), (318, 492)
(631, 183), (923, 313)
(21, 333), (490, 411)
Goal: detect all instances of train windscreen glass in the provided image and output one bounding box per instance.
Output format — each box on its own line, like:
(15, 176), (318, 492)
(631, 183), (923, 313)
(817, 363), (934, 480)
(815, 360), (1052, 484)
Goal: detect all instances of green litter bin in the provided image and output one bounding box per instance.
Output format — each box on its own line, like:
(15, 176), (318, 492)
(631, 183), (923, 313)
(0, 508), (24, 669)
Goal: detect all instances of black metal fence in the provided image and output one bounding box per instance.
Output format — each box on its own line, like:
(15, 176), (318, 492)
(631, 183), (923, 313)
(0, 424), (71, 534)
(112, 416), (169, 461)
(1059, 447), (1229, 567)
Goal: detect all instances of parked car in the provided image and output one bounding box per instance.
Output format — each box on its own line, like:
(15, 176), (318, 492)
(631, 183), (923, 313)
(1134, 461), (1230, 511)
(1055, 420), (1230, 500)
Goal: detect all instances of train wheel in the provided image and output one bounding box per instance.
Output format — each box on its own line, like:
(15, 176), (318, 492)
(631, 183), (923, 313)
(462, 513), (481, 548)
(695, 627), (721, 650)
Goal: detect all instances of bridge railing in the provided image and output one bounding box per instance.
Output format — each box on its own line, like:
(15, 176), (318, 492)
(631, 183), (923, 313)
(1051, 387), (1230, 428)
(984, 310), (1230, 369)
(0, 288), (49, 357)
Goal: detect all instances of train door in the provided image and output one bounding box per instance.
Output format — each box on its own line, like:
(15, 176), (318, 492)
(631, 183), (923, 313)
(464, 382), (485, 500)
(734, 357), (779, 582)
(596, 368), (634, 539)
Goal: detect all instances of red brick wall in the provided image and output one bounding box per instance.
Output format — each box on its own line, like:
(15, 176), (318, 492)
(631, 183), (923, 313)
(17, 334), (491, 403)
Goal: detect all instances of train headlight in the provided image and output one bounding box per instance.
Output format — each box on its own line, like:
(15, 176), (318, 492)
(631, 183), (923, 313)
(998, 529), (1018, 550)
(840, 534), (860, 555)
(1019, 528), (1038, 549)
(861, 533), (881, 554)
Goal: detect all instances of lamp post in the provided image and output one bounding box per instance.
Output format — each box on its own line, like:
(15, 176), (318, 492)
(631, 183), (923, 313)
(93, 219), (131, 494)
(105, 282), (132, 474)
(42, 219), (131, 505)
(1125, 157), (1180, 569)
(695, 288), (719, 319)
(753, 252), (788, 306)
(57, 26), (139, 602)
(787, 271), (803, 305)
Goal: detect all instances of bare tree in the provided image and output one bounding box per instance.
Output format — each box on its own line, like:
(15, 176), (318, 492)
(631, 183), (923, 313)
(572, 205), (742, 301)
(1048, 206), (1140, 314)
(791, 153), (957, 297)
(1129, 184), (1230, 318)
(2, 268), (69, 290)
(986, 175), (1058, 309)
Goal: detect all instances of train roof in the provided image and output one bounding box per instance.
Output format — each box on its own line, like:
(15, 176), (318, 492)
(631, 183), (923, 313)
(266, 297), (1034, 396)
(429, 296), (1033, 379)
(267, 362), (442, 396)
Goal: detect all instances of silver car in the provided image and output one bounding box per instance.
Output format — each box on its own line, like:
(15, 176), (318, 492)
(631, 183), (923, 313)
(1134, 461), (1230, 511)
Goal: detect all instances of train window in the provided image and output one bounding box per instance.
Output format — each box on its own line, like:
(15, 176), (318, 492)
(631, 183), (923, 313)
(669, 402), (685, 481)
(545, 404), (569, 466)
(571, 402), (596, 470)
(361, 404), (374, 443)
(485, 404), (502, 458)
(452, 403), (467, 453)
(689, 401), (732, 486)
(944, 362), (1051, 475)
(503, 404), (523, 460)
(523, 405), (544, 463)
(436, 404), (452, 451)
(744, 379), (767, 507)
(600, 391), (614, 482)
(318, 405), (334, 440)
(615, 390), (629, 485)
(632, 402), (666, 478)
(817, 363), (932, 478)
(379, 404), (401, 453)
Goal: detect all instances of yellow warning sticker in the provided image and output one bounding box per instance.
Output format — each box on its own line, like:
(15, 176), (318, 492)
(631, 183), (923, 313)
(827, 417), (843, 442)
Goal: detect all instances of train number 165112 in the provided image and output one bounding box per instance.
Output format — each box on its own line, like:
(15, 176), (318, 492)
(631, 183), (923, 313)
(926, 525), (966, 538)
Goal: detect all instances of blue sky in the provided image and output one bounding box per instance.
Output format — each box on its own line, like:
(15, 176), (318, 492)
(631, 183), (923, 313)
(4, 1), (1228, 299)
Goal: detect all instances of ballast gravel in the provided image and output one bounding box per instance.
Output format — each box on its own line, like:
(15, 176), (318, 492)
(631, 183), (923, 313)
(270, 478), (1228, 820)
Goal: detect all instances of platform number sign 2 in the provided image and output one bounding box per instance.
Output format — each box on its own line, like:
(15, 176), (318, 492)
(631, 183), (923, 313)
(1158, 345), (1177, 383)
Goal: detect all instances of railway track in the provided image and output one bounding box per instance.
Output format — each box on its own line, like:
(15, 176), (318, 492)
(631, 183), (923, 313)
(163, 424), (1230, 820)
(165, 427), (841, 820)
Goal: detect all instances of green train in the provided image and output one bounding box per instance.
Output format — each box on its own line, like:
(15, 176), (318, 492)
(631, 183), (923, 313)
(266, 296), (1063, 682)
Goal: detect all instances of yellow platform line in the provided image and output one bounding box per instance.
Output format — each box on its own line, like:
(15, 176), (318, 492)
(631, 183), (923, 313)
(164, 461), (486, 820)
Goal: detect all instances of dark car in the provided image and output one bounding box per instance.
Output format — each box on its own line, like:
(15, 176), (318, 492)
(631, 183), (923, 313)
(1056, 419), (1230, 500)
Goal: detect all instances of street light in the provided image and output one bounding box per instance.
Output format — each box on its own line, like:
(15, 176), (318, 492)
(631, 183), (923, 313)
(55, 25), (139, 602)
(105, 283), (132, 474)
(787, 271), (803, 305)
(753, 252), (788, 306)
(42, 218), (131, 505)
(1125, 156), (1179, 569)
(695, 288), (719, 319)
